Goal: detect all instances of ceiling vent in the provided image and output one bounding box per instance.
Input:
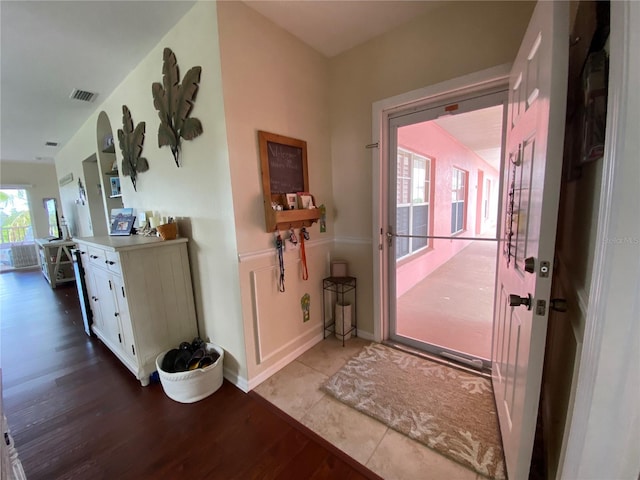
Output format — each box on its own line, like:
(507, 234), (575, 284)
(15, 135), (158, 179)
(45, 141), (59, 147)
(69, 88), (97, 102)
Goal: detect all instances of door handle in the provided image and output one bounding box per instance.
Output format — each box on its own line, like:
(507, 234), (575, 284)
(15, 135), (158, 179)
(509, 294), (532, 310)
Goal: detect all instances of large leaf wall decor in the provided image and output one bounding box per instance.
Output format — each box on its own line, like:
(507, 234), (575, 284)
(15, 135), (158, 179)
(152, 47), (203, 167)
(117, 105), (149, 191)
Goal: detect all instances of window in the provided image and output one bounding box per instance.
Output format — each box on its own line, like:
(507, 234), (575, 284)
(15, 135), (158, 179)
(396, 148), (431, 259)
(0, 189), (35, 270)
(451, 168), (467, 234)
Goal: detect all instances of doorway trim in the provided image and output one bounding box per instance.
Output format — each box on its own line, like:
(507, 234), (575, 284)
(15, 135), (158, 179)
(371, 63), (511, 343)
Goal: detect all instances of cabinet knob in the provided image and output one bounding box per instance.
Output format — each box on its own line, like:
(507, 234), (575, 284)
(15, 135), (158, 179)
(106, 261), (115, 265)
(114, 312), (119, 317)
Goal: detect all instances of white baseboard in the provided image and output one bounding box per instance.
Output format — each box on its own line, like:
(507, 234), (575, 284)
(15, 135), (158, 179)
(356, 329), (376, 342)
(223, 368), (249, 393)
(226, 332), (324, 393)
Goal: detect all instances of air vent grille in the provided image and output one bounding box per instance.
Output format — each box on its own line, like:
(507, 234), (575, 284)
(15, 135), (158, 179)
(69, 88), (97, 102)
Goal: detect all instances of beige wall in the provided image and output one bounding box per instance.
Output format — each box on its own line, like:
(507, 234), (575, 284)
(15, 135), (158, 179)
(328, 1), (535, 335)
(0, 161), (60, 239)
(217, 1), (331, 254)
(54, 2), (248, 382)
(217, 1), (333, 386)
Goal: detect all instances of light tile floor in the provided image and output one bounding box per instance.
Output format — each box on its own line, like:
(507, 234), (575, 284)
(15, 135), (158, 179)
(254, 336), (484, 480)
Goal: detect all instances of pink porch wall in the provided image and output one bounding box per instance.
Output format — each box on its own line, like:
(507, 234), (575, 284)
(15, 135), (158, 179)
(396, 122), (499, 297)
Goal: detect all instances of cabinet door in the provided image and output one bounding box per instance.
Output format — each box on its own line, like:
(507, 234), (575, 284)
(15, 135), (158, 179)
(92, 267), (122, 350)
(84, 266), (102, 331)
(111, 275), (136, 362)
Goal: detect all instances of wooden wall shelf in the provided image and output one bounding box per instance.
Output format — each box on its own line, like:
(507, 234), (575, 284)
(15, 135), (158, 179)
(266, 207), (320, 231)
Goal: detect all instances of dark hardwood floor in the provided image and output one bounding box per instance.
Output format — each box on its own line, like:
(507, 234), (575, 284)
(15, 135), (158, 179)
(0, 269), (381, 480)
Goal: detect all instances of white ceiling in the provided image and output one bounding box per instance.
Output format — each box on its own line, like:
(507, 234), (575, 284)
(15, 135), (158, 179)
(0, 1), (196, 165)
(245, 1), (444, 58)
(0, 0), (498, 168)
(435, 105), (504, 170)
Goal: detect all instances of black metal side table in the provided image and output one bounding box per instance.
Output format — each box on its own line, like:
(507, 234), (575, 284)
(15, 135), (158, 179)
(322, 276), (357, 346)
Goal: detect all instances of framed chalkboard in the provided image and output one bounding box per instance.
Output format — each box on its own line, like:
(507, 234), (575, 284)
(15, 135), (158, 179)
(259, 131), (308, 197)
(258, 131), (318, 231)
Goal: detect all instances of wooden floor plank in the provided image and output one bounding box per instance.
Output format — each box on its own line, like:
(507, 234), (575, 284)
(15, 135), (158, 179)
(0, 269), (381, 479)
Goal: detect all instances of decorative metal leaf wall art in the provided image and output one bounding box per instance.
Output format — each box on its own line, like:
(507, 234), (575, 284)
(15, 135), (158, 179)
(117, 105), (149, 191)
(152, 47), (203, 167)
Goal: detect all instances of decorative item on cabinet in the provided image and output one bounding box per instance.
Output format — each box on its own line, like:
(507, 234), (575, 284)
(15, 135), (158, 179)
(152, 47), (203, 167)
(117, 105), (149, 191)
(156, 220), (178, 240)
(258, 130), (321, 231)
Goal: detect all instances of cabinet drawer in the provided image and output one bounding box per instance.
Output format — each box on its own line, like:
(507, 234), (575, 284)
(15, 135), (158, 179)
(105, 251), (122, 275)
(87, 246), (106, 268)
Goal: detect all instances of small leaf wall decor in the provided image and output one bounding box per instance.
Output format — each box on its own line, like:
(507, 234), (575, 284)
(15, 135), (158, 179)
(152, 47), (203, 167)
(117, 105), (149, 191)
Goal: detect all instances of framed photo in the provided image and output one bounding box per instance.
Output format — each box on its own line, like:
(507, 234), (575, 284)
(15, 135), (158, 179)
(110, 177), (121, 197)
(285, 193), (298, 210)
(297, 192), (314, 209)
(110, 214), (136, 236)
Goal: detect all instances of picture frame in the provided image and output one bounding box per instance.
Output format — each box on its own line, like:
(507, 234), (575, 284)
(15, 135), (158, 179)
(285, 193), (298, 210)
(110, 177), (121, 197)
(110, 214), (136, 236)
(297, 192), (314, 209)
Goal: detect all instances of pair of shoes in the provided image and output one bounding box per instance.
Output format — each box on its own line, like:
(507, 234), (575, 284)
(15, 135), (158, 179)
(161, 348), (193, 373)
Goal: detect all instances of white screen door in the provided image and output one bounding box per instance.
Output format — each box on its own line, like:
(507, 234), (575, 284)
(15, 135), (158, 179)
(492, 2), (569, 478)
(387, 89), (507, 370)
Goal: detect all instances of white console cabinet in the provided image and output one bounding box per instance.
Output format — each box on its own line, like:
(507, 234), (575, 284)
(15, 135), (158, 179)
(74, 236), (198, 386)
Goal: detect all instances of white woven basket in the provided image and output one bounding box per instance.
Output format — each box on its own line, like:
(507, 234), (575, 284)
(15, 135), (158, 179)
(155, 343), (224, 403)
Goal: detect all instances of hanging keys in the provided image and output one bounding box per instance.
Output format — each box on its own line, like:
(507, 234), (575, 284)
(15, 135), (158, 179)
(288, 227), (298, 246)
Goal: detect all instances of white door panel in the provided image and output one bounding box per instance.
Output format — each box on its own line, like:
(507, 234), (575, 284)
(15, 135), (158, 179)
(492, 2), (569, 478)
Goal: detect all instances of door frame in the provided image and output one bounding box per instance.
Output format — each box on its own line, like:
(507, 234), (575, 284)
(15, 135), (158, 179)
(371, 63), (511, 344)
(385, 88), (507, 367)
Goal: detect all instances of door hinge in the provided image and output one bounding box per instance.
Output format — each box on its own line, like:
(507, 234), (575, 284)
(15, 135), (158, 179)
(536, 299), (546, 316)
(118, 333), (122, 343)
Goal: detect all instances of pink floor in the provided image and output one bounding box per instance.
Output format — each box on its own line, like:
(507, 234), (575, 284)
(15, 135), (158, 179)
(396, 240), (498, 360)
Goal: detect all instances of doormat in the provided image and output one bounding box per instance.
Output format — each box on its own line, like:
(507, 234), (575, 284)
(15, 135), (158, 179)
(321, 343), (505, 479)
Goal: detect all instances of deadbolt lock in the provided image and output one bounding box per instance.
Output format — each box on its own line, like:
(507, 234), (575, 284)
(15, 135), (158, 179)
(524, 257), (535, 273)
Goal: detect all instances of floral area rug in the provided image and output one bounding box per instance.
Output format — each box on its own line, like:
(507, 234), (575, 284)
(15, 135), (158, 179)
(322, 343), (505, 479)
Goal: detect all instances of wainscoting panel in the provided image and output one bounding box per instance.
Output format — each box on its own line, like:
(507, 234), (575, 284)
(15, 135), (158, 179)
(240, 241), (332, 385)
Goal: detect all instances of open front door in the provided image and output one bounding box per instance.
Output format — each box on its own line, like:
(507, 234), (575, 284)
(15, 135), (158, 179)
(492, 2), (568, 478)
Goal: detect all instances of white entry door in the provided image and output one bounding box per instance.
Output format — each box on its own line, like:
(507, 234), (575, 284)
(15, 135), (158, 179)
(492, 2), (569, 479)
